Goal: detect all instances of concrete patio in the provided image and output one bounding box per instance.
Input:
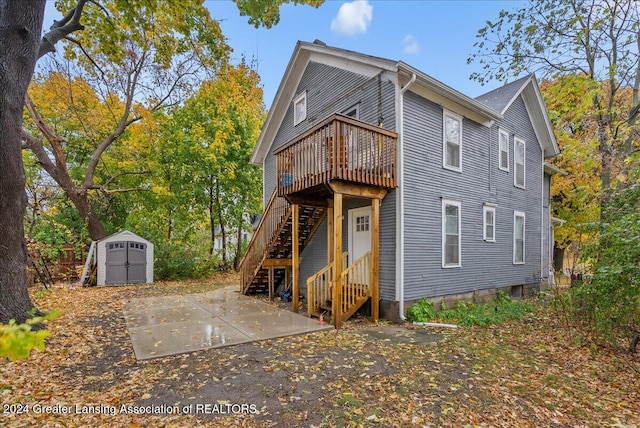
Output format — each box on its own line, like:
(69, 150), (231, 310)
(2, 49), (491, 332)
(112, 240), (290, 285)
(123, 286), (332, 360)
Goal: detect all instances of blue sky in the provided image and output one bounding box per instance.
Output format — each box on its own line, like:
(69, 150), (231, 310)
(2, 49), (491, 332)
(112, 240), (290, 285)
(44, 0), (526, 108)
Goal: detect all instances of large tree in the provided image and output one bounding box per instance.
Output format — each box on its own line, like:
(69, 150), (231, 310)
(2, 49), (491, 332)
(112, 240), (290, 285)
(23, 1), (229, 241)
(468, 0), (640, 208)
(0, 1), (47, 325)
(0, 0), (323, 324)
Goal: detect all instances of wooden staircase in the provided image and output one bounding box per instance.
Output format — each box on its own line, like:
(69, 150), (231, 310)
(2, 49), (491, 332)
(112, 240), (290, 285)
(307, 251), (372, 324)
(239, 190), (326, 295)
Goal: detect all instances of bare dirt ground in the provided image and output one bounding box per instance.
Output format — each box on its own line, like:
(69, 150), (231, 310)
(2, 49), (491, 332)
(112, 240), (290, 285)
(1, 274), (638, 427)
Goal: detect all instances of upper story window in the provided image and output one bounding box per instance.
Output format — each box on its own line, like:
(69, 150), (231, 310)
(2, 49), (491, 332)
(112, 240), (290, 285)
(483, 204), (496, 242)
(513, 211), (525, 264)
(498, 129), (509, 171)
(293, 91), (307, 126)
(443, 111), (462, 171)
(442, 199), (461, 268)
(514, 137), (526, 188)
(343, 104), (359, 119)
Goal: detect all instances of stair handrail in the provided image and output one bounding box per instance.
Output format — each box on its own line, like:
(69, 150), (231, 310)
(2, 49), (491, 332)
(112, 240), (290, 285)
(306, 261), (334, 317)
(306, 251), (348, 317)
(340, 251), (372, 314)
(239, 188), (291, 291)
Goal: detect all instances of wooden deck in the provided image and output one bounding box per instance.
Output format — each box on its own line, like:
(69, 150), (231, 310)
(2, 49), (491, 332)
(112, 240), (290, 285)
(274, 114), (397, 200)
(239, 114), (397, 328)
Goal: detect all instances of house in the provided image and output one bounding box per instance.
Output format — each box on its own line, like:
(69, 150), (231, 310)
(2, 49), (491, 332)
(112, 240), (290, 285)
(239, 41), (561, 328)
(213, 214), (261, 258)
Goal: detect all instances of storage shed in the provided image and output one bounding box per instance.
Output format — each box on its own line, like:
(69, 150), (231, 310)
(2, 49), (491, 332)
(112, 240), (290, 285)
(96, 230), (154, 286)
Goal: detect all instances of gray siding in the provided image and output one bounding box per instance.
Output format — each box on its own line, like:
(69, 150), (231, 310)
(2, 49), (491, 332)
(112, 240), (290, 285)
(402, 91), (544, 301)
(298, 195), (395, 300)
(263, 61), (396, 205)
(263, 61), (397, 297)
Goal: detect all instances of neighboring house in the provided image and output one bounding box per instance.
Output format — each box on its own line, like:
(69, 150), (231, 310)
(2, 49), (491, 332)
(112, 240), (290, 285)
(213, 214), (261, 259)
(239, 40), (562, 328)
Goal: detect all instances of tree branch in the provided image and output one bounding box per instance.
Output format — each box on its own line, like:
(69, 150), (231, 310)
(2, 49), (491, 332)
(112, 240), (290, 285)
(64, 35), (105, 77)
(38, 0), (88, 59)
(81, 49), (148, 189)
(86, 186), (150, 194)
(20, 129), (59, 183)
(24, 93), (69, 176)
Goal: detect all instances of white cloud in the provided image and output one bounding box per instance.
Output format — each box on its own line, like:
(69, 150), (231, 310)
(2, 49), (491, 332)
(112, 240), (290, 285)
(330, 0), (373, 36)
(402, 35), (420, 54)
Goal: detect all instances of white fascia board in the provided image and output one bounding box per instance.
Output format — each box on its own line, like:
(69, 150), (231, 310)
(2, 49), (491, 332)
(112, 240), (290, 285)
(521, 82), (560, 158)
(397, 63), (502, 127)
(502, 75), (559, 159)
(544, 162), (568, 176)
(251, 42), (308, 165)
(251, 42), (398, 166)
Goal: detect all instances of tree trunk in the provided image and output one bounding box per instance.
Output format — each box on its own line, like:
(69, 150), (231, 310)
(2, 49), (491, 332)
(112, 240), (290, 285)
(233, 220), (242, 271)
(66, 189), (107, 240)
(208, 184), (215, 256)
(0, 0), (46, 324)
(214, 178), (227, 266)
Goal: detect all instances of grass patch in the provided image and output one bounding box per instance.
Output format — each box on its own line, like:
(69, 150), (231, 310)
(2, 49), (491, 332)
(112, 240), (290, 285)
(407, 291), (535, 326)
(438, 292), (534, 326)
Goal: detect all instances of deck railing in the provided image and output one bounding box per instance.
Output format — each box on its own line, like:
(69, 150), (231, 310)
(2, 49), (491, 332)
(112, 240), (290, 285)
(274, 114), (397, 196)
(307, 262), (333, 317)
(306, 252), (348, 317)
(340, 251), (371, 315)
(239, 189), (291, 291)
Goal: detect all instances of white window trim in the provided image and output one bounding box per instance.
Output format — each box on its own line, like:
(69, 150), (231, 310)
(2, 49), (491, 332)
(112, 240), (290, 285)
(483, 204), (496, 242)
(442, 199), (462, 268)
(514, 136), (526, 189)
(513, 211), (526, 265)
(343, 103), (360, 119)
(293, 91), (307, 126)
(442, 110), (462, 172)
(498, 128), (510, 172)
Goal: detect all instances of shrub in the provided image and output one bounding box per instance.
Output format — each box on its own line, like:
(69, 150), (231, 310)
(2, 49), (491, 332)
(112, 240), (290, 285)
(0, 311), (60, 361)
(406, 298), (435, 323)
(438, 291), (534, 327)
(575, 184), (640, 343)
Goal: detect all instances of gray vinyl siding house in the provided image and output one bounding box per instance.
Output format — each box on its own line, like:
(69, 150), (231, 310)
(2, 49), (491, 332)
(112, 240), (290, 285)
(249, 41), (560, 321)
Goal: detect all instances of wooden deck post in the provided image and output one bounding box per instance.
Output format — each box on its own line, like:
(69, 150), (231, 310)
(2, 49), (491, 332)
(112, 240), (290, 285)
(268, 267), (274, 301)
(333, 193), (343, 328)
(371, 198), (380, 323)
(292, 204), (300, 313)
(327, 199), (334, 264)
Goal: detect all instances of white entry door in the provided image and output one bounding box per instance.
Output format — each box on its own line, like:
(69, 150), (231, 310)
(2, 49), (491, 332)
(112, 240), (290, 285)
(348, 206), (372, 266)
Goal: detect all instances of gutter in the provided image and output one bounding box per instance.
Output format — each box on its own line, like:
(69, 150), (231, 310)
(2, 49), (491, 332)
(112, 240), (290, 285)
(397, 72), (416, 322)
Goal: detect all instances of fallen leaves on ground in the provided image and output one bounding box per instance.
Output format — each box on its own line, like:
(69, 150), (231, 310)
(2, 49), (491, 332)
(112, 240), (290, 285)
(1, 276), (638, 427)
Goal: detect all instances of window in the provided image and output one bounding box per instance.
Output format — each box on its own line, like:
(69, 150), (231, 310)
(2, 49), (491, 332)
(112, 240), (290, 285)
(443, 111), (462, 171)
(514, 137), (525, 188)
(356, 215), (369, 232)
(343, 104), (359, 119)
(513, 211), (525, 264)
(498, 129), (509, 171)
(483, 204), (496, 242)
(442, 199), (461, 267)
(293, 91), (306, 126)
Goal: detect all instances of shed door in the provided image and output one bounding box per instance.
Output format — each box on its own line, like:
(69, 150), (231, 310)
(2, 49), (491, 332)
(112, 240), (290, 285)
(105, 241), (147, 285)
(127, 242), (146, 284)
(106, 242), (128, 284)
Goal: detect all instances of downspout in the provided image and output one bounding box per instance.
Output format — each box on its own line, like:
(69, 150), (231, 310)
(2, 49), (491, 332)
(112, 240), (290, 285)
(397, 72), (416, 321)
(540, 161), (545, 284)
